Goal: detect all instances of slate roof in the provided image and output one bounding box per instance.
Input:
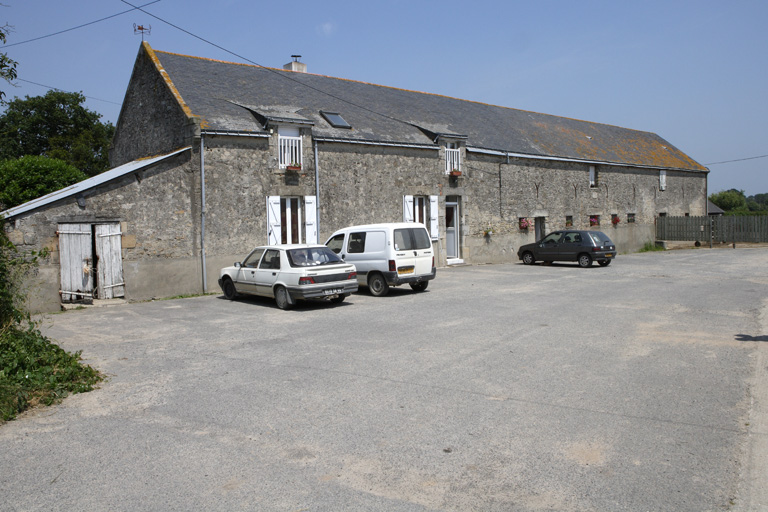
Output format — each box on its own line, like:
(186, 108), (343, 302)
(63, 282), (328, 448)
(148, 43), (706, 172)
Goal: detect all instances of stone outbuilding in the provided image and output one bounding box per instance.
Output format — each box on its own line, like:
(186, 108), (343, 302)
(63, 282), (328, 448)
(2, 42), (709, 312)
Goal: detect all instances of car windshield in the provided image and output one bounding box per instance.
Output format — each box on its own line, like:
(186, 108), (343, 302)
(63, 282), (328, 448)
(287, 247), (344, 267)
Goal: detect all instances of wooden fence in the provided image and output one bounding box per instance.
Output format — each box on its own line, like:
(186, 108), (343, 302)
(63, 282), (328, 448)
(657, 216), (768, 243)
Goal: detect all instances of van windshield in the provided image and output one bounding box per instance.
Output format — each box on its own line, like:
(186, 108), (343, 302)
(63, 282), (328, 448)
(394, 228), (431, 250)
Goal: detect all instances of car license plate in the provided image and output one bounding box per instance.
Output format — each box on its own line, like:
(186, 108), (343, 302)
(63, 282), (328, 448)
(605, 253), (614, 258)
(323, 288), (343, 296)
(398, 266), (414, 275)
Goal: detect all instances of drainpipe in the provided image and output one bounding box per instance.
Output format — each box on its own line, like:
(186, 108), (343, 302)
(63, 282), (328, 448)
(314, 139), (320, 239)
(200, 135), (208, 292)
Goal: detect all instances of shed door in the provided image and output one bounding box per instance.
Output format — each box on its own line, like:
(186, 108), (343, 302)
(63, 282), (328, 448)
(58, 223), (94, 302)
(95, 223), (125, 299)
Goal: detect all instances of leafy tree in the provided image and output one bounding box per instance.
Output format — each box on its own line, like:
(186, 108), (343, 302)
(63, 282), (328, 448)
(709, 189), (747, 212)
(0, 155), (87, 210)
(0, 22), (17, 105)
(0, 91), (115, 177)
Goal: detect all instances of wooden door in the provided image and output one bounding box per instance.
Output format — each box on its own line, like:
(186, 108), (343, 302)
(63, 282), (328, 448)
(95, 223), (125, 299)
(58, 223), (93, 303)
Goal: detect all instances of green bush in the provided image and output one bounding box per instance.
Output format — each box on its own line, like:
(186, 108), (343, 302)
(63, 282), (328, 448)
(0, 325), (102, 421)
(0, 219), (102, 421)
(638, 241), (665, 252)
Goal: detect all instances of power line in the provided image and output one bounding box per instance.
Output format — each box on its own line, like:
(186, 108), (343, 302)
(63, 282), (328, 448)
(705, 154), (768, 166)
(4, 1), (162, 48)
(15, 78), (122, 105)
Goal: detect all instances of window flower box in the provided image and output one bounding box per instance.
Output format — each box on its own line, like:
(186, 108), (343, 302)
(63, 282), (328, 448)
(519, 218), (531, 230)
(589, 216), (599, 226)
(286, 164), (302, 172)
(611, 215), (620, 226)
(449, 169), (462, 177)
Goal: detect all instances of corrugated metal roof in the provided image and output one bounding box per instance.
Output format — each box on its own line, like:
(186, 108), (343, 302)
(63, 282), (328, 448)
(147, 44), (706, 172)
(1, 147), (191, 219)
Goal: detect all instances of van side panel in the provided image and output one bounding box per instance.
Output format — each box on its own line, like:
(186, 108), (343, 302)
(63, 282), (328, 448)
(344, 230), (388, 282)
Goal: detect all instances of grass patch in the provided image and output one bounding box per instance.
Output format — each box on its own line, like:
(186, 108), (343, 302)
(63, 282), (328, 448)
(638, 241), (666, 253)
(0, 324), (103, 422)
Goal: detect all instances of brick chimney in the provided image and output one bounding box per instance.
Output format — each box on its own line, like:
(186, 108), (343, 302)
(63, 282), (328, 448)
(283, 55), (307, 73)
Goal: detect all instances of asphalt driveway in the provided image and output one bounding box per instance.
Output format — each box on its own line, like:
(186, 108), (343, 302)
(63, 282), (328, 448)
(1, 247), (767, 511)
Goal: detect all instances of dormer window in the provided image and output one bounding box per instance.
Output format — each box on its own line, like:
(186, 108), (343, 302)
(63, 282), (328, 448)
(278, 126), (302, 169)
(321, 111), (351, 129)
(445, 142), (460, 174)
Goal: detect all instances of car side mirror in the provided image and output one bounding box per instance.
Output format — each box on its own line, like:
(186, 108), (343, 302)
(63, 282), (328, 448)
(234, 262), (242, 268)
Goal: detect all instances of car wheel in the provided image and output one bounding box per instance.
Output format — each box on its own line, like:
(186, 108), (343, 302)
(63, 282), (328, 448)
(522, 252), (535, 265)
(274, 286), (293, 310)
(222, 278), (238, 300)
(409, 281), (429, 292)
(368, 273), (390, 297)
(578, 254), (593, 268)
(598, 259), (612, 267)
(330, 294), (346, 304)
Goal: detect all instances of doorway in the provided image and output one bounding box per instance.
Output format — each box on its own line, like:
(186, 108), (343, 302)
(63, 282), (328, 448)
(446, 198), (461, 263)
(535, 217), (546, 241)
(58, 222), (125, 303)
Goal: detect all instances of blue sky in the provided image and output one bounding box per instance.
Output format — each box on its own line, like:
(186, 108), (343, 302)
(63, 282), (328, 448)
(3, 0), (767, 195)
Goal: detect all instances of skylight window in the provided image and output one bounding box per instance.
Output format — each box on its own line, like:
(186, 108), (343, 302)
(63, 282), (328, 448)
(321, 111), (351, 129)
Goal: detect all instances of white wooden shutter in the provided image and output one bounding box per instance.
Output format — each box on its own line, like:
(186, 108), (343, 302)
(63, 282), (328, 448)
(429, 195), (439, 239)
(304, 195), (317, 244)
(403, 195), (414, 222)
(58, 223), (94, 302)
(267, 196), (281, 245)
(660, 170), (667, 191)
(95, 223), (125, 299)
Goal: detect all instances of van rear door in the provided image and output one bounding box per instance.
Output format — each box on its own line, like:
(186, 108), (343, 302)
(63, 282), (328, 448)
(393, 226), (433, 277)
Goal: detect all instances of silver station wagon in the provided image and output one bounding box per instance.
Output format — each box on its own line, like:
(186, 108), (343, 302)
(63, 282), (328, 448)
(218, 244), (358, 309)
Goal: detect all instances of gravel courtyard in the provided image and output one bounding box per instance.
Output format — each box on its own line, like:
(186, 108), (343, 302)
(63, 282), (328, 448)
(1, 247), (767, 511)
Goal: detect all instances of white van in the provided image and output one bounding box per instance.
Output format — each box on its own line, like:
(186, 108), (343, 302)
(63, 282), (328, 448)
(325, 222), (436, 296)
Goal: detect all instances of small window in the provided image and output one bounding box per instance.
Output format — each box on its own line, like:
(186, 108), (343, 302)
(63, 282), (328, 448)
(589, 166), (598, 188)
(259, 249), (281, 270)
(565, 215), (573, 227)
(326, 234), (345, 254)
(627, 213), (636, 223)
(659, 170), (667, 191)
(243, 248), (266, 268)
(320, 111), (351, 129)
(589, 215), (600, 226)
(394, 228), (431, 251)
(348, 232), (366, 253)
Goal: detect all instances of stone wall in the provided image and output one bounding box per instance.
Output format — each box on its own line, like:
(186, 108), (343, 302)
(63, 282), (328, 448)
(4, 152), (199, 312)
(110, 44), (197, 166)
(5, 131), (708, 313)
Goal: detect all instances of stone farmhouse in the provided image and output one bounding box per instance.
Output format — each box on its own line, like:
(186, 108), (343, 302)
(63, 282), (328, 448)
(2, 42), (708, 312)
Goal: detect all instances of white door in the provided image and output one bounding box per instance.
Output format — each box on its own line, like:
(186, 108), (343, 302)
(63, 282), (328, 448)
(58, 223), (94, 302)
(95, 223), (125, 299)
(446, 202), (459, 259)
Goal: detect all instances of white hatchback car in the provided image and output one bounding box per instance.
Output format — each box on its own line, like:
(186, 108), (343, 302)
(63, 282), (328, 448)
(218, 244), (358, 309)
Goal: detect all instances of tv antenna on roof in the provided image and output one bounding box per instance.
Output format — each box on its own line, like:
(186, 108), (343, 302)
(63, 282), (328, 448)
(133, 23), (151, 41)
